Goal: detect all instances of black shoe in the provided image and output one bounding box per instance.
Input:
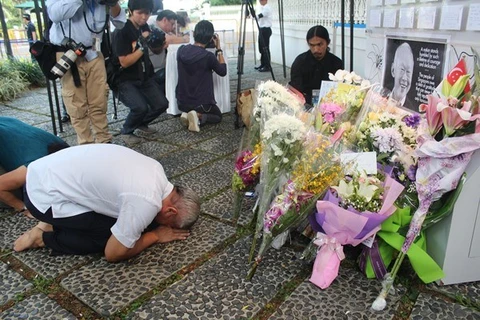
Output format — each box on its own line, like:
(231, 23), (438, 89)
(254, 65), (264, 70)
(258, 67), (271, 72)
(61, 114), (70, 123)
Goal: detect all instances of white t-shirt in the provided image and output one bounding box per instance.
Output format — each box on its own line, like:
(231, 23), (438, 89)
(26, 144), (174, 249)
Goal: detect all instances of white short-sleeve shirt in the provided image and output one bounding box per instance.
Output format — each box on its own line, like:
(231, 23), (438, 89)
(26, 144), (174, 248)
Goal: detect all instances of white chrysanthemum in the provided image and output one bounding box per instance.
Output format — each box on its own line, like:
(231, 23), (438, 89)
(371, 127), (403, 153)
(257, 81), (302, 121)
(262, 114), (307, 143)
(271, 143), (283, 156)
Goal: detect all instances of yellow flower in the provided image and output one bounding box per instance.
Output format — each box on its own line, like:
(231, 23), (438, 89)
(368, 111), (379, 122)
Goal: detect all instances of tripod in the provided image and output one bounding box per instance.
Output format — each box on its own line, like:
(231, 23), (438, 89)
(235, 0), (274, 128)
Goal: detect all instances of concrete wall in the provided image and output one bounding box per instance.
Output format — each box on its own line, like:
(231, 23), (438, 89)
(268, 25), (368, 77)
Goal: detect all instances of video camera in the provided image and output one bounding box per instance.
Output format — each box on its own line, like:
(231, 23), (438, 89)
(51, 37), (87, 78)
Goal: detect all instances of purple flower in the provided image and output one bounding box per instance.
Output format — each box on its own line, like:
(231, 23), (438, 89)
(403, 114), (421, 128)
(407, 165), (417, 181)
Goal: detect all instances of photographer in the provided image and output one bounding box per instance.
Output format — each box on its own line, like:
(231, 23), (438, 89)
(149, 10), (189, 91)
(46, 0), (126, 145)
(113, 0), (169, 145)
(176, 21), (226, 132)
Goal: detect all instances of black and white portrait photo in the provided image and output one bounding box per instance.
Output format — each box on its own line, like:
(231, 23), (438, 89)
(382, 37), (447, 112)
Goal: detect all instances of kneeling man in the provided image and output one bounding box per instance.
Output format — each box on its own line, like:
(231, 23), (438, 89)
(14, 144), (200, 262)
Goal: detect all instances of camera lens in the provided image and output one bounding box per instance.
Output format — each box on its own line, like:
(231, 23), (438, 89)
(51, 50), (77, 78)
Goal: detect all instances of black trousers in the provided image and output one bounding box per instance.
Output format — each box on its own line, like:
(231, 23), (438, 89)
(258, 27), (272, 68)
(23, 187), (116, 256)
(178, 103), (222, 125)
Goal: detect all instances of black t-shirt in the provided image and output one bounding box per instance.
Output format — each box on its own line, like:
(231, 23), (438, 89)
(113, 20), (153, 82)
(289, 50), (344, 105)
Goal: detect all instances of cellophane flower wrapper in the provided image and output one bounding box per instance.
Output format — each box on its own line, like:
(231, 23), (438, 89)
(403, 133), (480, 251)
(308, 174), (404, 289)
(232, 90), (263, 220)
(315, 82), (370, 140)
(248, 81), (308, 261)
(351, 84), (420, 207)
(247, 131), (344, 279)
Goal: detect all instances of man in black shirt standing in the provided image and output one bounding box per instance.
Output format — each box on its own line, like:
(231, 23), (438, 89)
(114, 0), (168, 145)
(289, 25), (344, 106)
(23, 14), (36, 60)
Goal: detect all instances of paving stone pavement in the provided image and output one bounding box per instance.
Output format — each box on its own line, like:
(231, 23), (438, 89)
(1, 53), (480, 319)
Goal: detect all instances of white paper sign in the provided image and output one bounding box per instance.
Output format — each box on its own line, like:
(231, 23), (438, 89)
(383, 9), (397, 28)
(340, 152), (377, 175)
(318, 81), (338, 101)
(399, 7), (415, 28)
(369, 9), (382, 28)
(384, 0), (398, 5)
(440, 5), (464, 30)
(371, 0), (383, 6)
(467, 4), (480, 31)
(417, 7), (437, 29)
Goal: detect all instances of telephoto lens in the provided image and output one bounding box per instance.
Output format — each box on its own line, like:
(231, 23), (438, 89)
(51, 37), (87, 78)
(51, 50), (78, 78)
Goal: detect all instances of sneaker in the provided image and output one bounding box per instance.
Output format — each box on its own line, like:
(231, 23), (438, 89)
(187, 111), (200, 132)
(136, 125), (156, 135)
(121, 134), (142, 144)
(180, 112), (189, 127)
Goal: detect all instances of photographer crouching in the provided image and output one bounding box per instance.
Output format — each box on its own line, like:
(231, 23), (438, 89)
(113, 0), (168, 145)
(46, 0), (126, 145)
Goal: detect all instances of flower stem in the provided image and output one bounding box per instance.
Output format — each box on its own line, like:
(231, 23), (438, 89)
(232, 190), (244, 223)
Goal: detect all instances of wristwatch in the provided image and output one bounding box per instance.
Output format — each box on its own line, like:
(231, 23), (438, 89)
(215, 49), (223, 56)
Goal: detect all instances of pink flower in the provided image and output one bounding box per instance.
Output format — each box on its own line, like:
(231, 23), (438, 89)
(437, 100), (480, 136)
(419, 95), (443, 137)
(320, 103), (344, 124)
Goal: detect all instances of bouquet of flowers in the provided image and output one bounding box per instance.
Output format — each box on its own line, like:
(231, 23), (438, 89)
(314, 70), (371, 138)
(359, 175), (464, 282)
(247, 131), (344, 279)
(249, 113), (307, 262)
(373, 56), (480, 310)
(308, 170), (404, 289)
(232, 81), (305, 222)
(353, 87), (420, 208)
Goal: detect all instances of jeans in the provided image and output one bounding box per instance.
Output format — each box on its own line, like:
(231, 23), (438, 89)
(154, 68), (166, 94)
(118, 77), (169, 134)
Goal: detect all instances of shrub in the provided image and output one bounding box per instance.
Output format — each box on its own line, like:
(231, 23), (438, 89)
(0, 58), (46, 102)
(8, 58), (47, 88)
(0, 61), (29, 101)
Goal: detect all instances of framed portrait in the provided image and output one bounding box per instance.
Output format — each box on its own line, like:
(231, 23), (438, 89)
(382, 35), (448, 112)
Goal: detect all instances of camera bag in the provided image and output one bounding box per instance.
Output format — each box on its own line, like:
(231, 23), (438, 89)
(30, 41), (60, 81)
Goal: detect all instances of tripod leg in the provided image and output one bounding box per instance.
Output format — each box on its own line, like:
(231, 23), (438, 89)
(235, 2), (249, 129)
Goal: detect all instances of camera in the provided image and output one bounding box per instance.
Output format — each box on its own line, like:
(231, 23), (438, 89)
(145, 28), (166, 50)
(51, 37), (87, 78)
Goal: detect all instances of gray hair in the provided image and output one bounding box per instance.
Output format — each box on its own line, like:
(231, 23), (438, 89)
(174, 185), (200, 229)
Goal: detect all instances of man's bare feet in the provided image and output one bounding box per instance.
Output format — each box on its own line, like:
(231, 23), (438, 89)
(13, 226), (45, 252)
